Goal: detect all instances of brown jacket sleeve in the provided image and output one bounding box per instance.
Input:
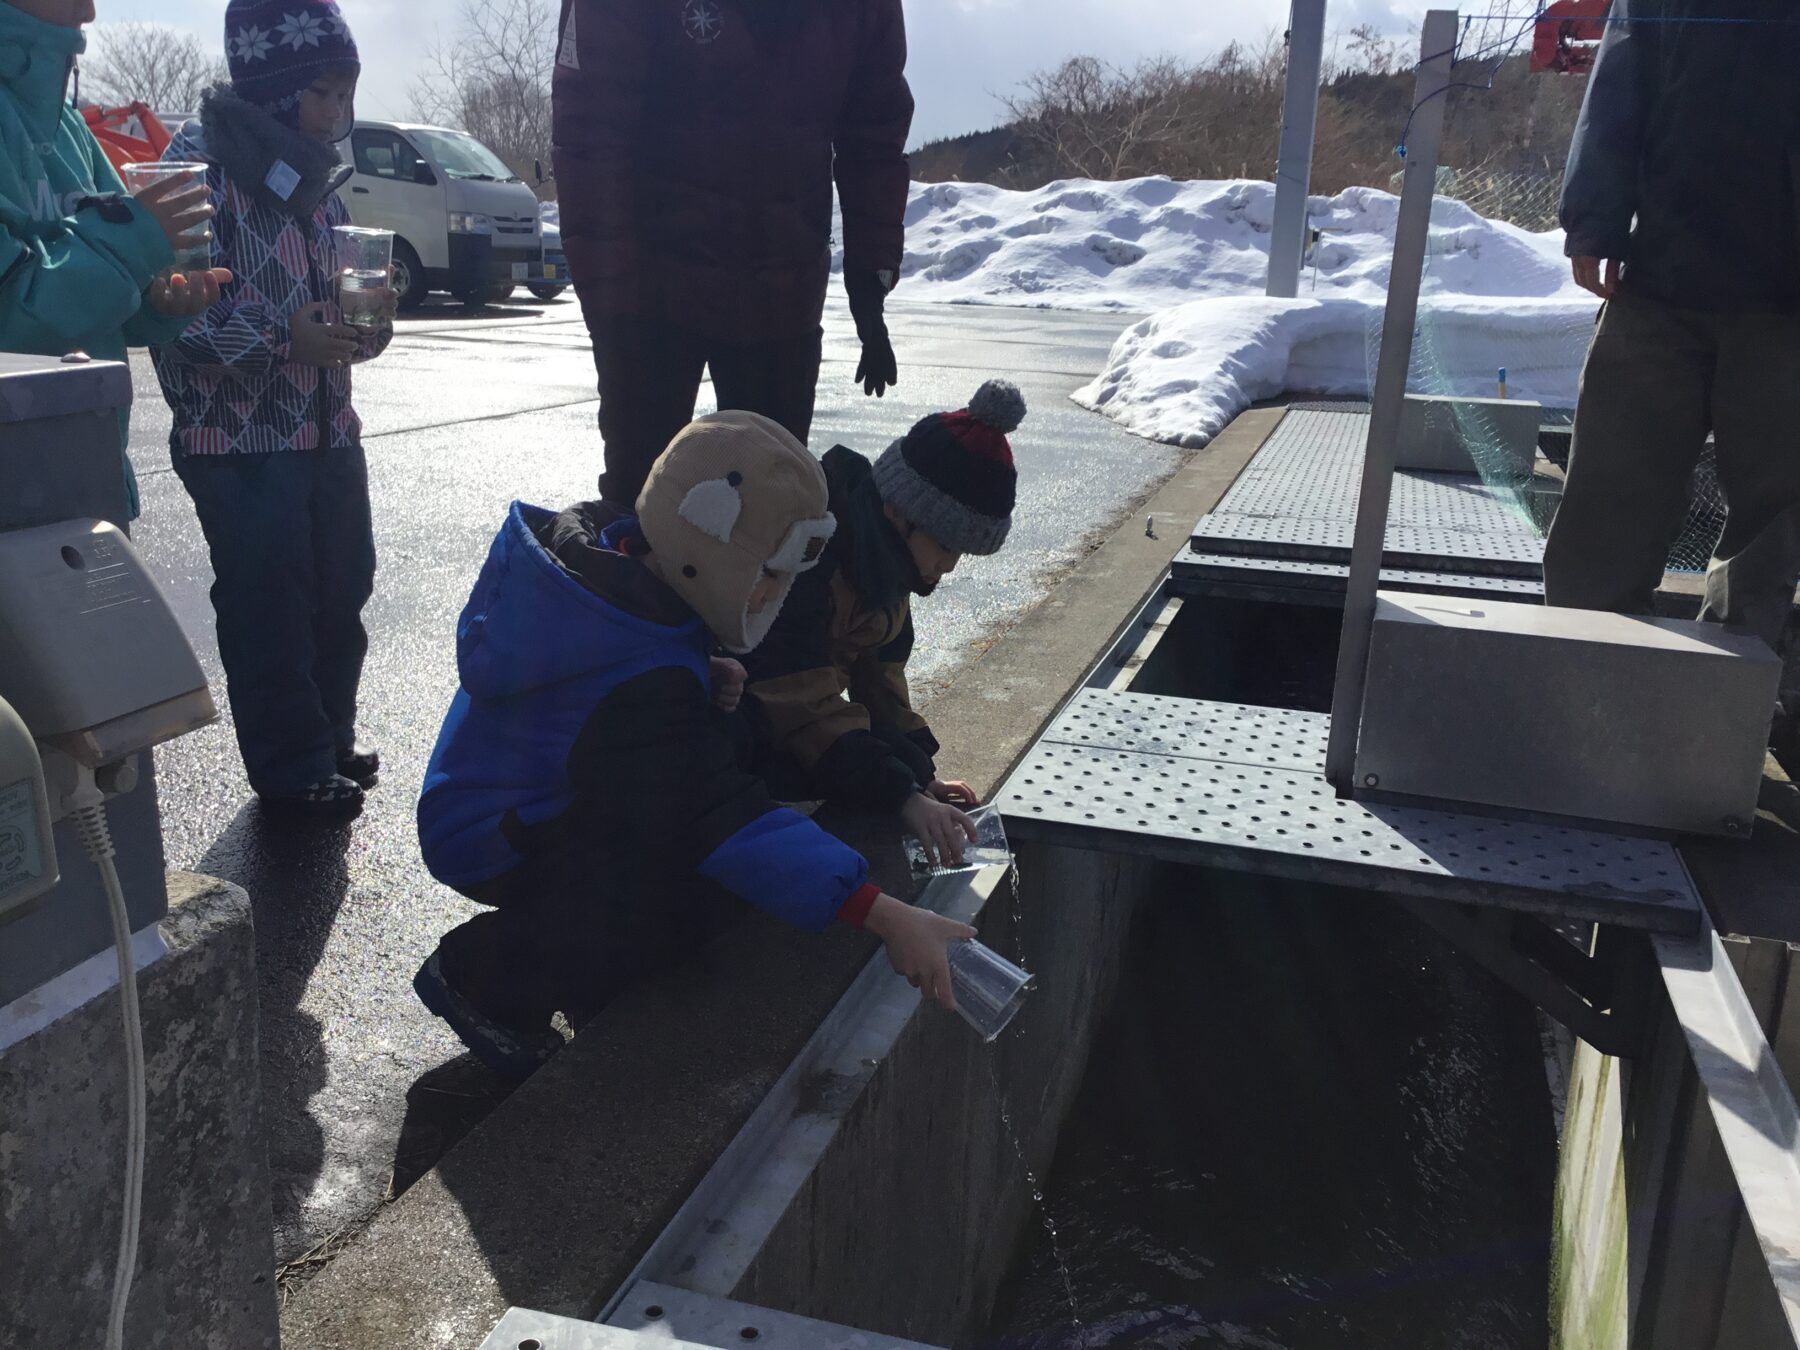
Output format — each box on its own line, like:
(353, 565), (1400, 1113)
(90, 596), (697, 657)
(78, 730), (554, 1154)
(743, 565), (928, 812)
(833, 0), (914, 276)
(551, 0), (646, 314)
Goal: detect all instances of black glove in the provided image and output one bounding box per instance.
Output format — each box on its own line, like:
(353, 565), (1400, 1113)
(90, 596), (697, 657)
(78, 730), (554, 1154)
(845, 267), (898, 398)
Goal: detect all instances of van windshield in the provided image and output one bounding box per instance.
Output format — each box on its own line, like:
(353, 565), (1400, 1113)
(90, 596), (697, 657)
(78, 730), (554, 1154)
(410, 129), (519, 183)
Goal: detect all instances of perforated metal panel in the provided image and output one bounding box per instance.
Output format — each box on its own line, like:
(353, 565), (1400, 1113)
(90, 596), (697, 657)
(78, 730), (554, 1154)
(999, 694), (1700, 934)
(1192, 513), (1544, 574)
(1047, 689), (1327, 772)
(1198, 408), (1546, 578)
(1175, 551), (1545, 598)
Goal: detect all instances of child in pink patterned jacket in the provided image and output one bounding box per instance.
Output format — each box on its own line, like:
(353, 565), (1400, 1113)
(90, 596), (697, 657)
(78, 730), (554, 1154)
(150, 0), (394, 818)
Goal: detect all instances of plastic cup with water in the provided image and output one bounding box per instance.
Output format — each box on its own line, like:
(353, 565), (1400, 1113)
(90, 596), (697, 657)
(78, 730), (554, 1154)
(120, 162), (212, 276)
(947, 938), (1035, 1042)
(906, 800), (1012, 877)
(332, 226), (395, 331)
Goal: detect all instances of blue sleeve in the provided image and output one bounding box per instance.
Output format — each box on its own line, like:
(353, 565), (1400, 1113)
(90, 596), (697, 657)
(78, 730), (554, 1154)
(699, 808), (870, 931)
(1559, 0), (1648, 260)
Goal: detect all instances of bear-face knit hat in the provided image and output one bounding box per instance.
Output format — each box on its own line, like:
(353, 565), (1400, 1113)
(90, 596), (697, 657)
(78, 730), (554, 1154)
(636, 412), (836, 654)
(226, 0), (359, 121)
(870, 379), (1025, 557)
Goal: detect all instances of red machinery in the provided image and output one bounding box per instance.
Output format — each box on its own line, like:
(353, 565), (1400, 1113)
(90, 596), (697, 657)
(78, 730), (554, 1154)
(1532, 0), (1611, 74)
(82, 104), (173, 176)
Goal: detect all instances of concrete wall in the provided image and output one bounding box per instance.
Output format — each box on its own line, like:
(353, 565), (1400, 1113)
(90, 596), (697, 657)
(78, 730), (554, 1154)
(1551, 934), (1794, 1350)
(0, 871), (278, 1349)
(731, 842), (1162, 1346)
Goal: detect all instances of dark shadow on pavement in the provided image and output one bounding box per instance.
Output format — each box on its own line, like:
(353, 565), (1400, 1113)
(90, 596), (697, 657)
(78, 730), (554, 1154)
(392, 1056), (519, 1198)
(196, 804), (355, 1261)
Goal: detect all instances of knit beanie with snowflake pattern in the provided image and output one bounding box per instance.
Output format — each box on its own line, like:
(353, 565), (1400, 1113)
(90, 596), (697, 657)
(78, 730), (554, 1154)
(225, 0), (359, 123)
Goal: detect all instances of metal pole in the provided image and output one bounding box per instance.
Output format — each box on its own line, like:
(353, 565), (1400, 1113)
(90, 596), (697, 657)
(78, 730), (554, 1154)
(1266, 0), (1328, 298)
(1323, 9), (1459, 792)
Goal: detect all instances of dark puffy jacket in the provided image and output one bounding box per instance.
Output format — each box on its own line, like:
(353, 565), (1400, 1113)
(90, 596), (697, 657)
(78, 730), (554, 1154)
(550, 0), (913, 342)
(741, 445), (938, 814)
(417, 500), (870, 930)
(1560, 0), (1800, 312)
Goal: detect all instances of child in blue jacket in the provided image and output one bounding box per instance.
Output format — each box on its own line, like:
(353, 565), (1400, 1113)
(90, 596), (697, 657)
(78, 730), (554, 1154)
(416, 411), (974, 1078)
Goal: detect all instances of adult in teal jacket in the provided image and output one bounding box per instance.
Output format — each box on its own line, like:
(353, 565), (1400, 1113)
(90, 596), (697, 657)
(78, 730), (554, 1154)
(0, 0), (224, 516)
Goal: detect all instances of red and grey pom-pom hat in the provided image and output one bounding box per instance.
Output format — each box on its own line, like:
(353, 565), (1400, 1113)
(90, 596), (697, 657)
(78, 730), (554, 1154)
(870, 379), (1025, 556)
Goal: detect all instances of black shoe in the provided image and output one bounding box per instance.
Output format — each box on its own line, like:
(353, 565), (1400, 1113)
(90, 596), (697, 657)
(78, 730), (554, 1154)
(260, 773), (365, 820)
(337, 745), (380, 788)
(413, 952), (563, 1080)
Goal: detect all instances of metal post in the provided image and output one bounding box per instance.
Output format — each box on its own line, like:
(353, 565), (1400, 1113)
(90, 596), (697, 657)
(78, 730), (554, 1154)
(1266, 0), (1328, 298)
(1323, 9), (1460, 792)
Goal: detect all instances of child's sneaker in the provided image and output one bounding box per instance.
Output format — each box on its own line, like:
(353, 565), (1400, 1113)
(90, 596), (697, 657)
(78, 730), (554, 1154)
(337, 744), (381, 788)
(413, 951), (563, 1080)
(261, 773), (364, 820)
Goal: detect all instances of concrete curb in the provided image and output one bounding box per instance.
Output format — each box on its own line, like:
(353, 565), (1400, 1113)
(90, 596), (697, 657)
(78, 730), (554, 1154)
(279, 411), (1282, 1350)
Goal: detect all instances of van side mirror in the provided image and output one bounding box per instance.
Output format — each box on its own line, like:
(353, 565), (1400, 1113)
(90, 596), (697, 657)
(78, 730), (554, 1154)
(413, 162), (438, 187)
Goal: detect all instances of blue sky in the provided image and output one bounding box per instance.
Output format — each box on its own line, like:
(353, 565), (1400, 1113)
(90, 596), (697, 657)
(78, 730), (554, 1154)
(94, 0), (1437, 143)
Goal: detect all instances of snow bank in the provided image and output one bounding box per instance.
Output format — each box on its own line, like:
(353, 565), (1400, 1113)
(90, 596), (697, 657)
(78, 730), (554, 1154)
(1070, 294), (1599, 448)
(842, 175), (1600, 446)
(841, 176), (1585, 313)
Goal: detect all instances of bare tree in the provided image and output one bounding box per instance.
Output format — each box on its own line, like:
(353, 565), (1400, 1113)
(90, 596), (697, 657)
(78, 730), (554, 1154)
(411, 0), (556, 194)
(1002, 56), (1208, 182)
(82, 22), (226, 113)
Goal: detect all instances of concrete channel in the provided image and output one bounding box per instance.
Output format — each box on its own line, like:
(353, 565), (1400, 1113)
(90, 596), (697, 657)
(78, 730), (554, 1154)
(287, 404), (1800, 1350)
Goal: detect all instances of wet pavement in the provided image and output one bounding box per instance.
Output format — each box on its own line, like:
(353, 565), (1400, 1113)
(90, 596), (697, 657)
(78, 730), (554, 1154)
(125, 293), (1178, 1263)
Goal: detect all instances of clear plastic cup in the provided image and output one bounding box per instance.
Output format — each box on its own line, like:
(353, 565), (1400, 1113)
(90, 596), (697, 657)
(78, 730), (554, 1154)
(906, 800), (1012, 877)
(120, 162), (212, 275)
(332, 226), (394, 331)
(947, 938), (1035, 1042)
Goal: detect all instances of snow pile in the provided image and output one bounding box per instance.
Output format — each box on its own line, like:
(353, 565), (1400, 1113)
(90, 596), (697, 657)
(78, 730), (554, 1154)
(850, 176), (1583, 313)
(836, 175), (1598, 447)
(1073, 293), (1599, 447)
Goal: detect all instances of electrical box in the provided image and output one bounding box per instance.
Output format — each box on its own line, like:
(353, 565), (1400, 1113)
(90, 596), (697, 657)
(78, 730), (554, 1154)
(0, 353), (133, 533)
(1354, 592), (1780, 836)
(0, 519), (216, 766)
(0, 695), (57, 921)
(1396, 394), (1541, 478)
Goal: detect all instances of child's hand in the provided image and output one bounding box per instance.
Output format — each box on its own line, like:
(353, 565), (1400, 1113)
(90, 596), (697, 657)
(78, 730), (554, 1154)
(864, 892), (975, 1010)
(901, 792), (977, 868)
(147, 268), (232, 318)
(290, 301), (362, 368)
(710, 657), (746, 714)
(928, 778), (978, 807)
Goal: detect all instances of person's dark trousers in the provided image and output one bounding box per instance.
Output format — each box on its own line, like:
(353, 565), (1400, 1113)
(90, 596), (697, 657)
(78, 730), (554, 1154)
(435, 849), (745, 1030)
(173, 446), (377, 796)
(1544, 292), (1800, 651)
(589, 314), (824, 507)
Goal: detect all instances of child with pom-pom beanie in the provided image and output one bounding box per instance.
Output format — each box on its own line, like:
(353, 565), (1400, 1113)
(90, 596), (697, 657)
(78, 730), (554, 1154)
(741, 380), (1026, 864)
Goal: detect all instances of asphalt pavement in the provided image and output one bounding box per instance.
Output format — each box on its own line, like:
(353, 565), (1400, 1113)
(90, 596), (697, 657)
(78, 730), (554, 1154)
(125, 291), (1179, 1265)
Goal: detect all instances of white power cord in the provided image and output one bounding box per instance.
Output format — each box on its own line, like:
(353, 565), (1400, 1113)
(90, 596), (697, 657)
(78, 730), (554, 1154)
(72, 795), (145, 1350)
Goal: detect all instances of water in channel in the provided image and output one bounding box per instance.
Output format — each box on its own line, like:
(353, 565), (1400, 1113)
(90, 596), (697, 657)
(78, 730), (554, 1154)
(979, 871), (1557, 1349)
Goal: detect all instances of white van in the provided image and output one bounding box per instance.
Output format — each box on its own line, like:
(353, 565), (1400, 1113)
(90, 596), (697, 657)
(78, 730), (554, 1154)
(338, 120), (545, 308)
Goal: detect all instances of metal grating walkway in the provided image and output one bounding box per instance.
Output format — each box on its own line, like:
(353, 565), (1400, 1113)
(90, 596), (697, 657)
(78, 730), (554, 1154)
(998, 690), (1700, 934)
(1178, 407), (1548, 587)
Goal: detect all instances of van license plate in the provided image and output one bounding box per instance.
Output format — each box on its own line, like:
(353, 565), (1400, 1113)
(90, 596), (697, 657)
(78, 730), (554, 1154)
(510, 263), (529, 280)
(543, 264), (556, 278)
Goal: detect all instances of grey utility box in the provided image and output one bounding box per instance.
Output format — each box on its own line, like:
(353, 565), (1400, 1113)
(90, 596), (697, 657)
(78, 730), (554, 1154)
(1354, 592), (1780, 836)
(1396, 393), (1541, 478)
(0, 353), (170, 1006)
(0, 352), (132, 531)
